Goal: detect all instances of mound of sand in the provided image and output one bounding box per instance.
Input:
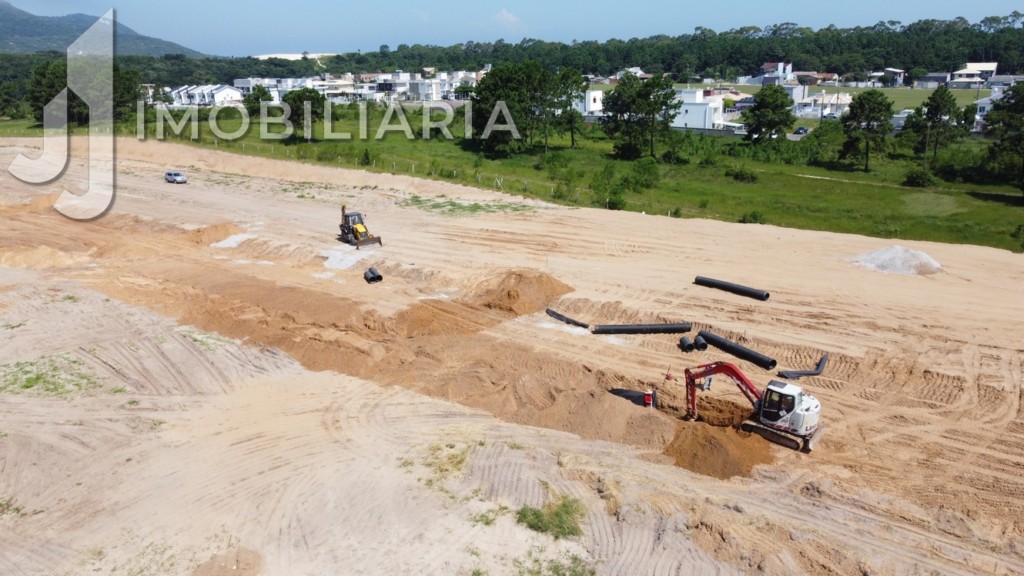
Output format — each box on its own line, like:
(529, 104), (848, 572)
(853, 245), (942, 276)
(663, 423), (773, 479)
(536, 391), (678, 449)
(186, 222), (246, 246)
(470, 269), (573, 316)
(694, 396), (757, 428)
(395, 299), (493, 338)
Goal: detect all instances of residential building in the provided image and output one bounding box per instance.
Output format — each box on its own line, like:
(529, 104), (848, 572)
(800, 90), (852, 118)
(312, 74), (356, 100)
(864, 67), (905, 85)
(793, 71), (821, 85)
(782, 85), (808, 105)
(950, 68), (985, 89)
(891, 109), (917, 132)
(914, 73), (951, 89)
(670, 88), (725, 130)
(986, 75), (1022, 89)
(210, 85), (243, 106)
(233, 78), (283, 102)
(167, 65), (489, 108)
(949, 63), (997, 89)
(967, 62), (999, 81)
(169, 84), (243, 107)
(616, 67), (651, 80)
(817, 73), (840, 85)
(760, 62), (795, 84)
(974, 85), (1009, 131)
(574, 90), (604, 117)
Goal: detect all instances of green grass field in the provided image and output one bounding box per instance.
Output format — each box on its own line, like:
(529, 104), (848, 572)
(2, 95), (1022, 253)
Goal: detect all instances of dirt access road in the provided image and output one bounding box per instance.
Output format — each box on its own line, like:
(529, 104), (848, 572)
(0, 137), (1022, 575)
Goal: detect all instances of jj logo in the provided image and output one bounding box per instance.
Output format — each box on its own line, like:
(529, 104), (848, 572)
(6, 10), (115, 221)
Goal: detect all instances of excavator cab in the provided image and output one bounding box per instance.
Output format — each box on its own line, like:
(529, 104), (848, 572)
(759, 385), (798, 423)
(345, 213), (368, 239)
(758, 381), (823, 450)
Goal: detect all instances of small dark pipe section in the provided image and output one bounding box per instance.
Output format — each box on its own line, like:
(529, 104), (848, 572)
(609, 388), (657, 409)
(363, 267), (383, 284)
(778, 354), (830, 380)
(591, 323), (693, 335)
(679, 336), (695, 352)
(694, 276), (770, 301)
(693, 334), (708, 351)
(697, 329), (777, 370)
(544, 308), (589, 329)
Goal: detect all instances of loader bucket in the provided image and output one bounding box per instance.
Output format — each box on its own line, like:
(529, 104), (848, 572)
(354, 236), (383, 250)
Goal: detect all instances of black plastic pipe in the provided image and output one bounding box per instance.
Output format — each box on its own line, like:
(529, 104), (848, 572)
(778, 354), (830, 380)
(693, 334), (708, 351)
(544, 308), (589, 329)
(679, 336), (695, 352)
(697, 330), (777, 370)
(363, 267), (383, 284)
(694, 276), (770, 301)
(591, 323), (692, 335)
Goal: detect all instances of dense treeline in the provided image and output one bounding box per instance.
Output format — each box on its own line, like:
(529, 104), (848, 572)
(0, 52), (319, 118)
(0, 52), (317, 89)
(340, 15), (1024, 80)
(1, 14), (1023, 96)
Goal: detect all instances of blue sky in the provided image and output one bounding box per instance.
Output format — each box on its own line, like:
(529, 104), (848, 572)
(10, 0), (1021, 57)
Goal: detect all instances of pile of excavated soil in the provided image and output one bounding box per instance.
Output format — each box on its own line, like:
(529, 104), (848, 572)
(470, 269), (573, 316)
(663, 422), (773, 479)
(187, 222), (246, 246)
(394, 299), (494, 338)
(695, 396), (757, 428)
(395, 269), (571, 338)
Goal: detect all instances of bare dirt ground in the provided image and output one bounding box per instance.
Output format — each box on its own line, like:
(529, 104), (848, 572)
(0, 137), (1022, 575)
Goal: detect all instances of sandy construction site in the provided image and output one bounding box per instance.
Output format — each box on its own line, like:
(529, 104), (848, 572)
(0, 136), (1022, 575)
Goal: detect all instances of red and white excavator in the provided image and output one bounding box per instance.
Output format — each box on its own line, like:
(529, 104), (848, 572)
(667, 361), (825, 452)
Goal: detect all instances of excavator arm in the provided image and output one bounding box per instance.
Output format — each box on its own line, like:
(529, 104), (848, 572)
(680, 361), (763, 420)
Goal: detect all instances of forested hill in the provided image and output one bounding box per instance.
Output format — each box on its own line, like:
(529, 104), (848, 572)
(0, 0), (203, 57)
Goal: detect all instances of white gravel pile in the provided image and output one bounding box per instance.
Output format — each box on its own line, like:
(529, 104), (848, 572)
(853, 245), (942, 276)
(319, 248), (371, 270)
(210, 233), (256, 248)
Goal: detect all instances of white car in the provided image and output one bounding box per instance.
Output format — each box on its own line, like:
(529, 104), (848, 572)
(164, 170), (187, 184)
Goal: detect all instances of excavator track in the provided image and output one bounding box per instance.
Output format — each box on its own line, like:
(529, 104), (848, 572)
(740, 420), (804, 452)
